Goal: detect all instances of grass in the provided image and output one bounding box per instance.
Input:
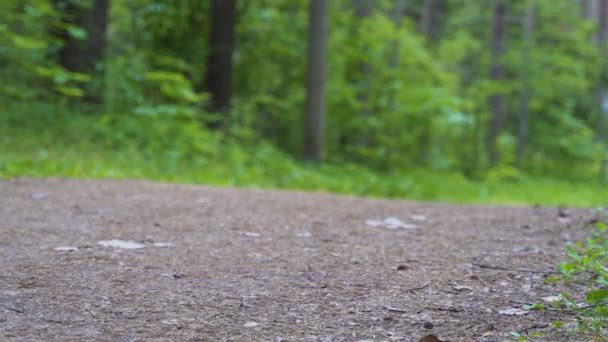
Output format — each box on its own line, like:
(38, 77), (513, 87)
(0, 101), (605, 206)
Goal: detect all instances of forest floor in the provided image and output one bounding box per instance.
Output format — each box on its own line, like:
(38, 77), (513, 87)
(0, 178), (598, 341)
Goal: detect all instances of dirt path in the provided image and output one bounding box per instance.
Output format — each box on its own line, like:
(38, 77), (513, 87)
(0, 178), (595, 341)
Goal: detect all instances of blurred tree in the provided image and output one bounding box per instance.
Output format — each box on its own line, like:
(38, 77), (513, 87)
(53, 0), (109, 101)
(581, 0), (591, 19)
(304, 0), (328, 162)
(486, 0), (508, 165)
(420, 0), (443, 40)
(600, 0), (608, 43)
(205, 0), (236, 122)
(387, 0), (408, 110)
(516, 2), (536, 168)
(353, 0), (373, 121)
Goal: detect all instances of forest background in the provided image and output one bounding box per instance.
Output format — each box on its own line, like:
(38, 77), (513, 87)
(2, 0), (608, 206)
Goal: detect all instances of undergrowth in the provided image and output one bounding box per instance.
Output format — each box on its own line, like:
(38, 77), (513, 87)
(511, 216), (608, 341)
(549, 218), (608, 340)
(0, 102), (605, 206)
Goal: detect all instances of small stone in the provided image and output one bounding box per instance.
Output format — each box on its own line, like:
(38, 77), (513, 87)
(423, 321), (434, 329)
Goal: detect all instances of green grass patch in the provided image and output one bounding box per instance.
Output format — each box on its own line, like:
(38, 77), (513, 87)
(0, 102), (605, 206)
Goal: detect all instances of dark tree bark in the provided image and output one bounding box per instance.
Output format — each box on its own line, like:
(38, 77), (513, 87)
(600, 0), (608, 44)
(205, 0), (236, 117)
(598, 0), (608, 183)
(420, 0), (443, 40)
(52, 0), (109, 103)
(486, 1), (508, 166)
(304, 0), (328, 162)
(353, 0), (373, 120)
(54, 0), (109, 73)
(516, 4), (536, 169)
(387, 0), (407, 109)
(581, 0), (593, 19)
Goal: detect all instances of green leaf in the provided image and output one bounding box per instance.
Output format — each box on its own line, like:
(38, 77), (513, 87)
(557, 261), (576, 276)
(586, 289), (608, 303)
(55, 86), (84, 97)
(523, 303), (544, 310)
(566, 245), (581, 262)
(67, 25), (87, 40)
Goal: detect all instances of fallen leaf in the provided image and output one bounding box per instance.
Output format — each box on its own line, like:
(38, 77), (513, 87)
(498, 308), (528, 316)
(98, 239), (146, 249)
(53, 246), (78, 252)
(365, 217), (417, 230)
(244, 321), (259, 327)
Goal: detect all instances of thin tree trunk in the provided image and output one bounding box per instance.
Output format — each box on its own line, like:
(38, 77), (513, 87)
(304, 0), (328, 162)
(600, 0), (608, 43)
(516, 3), (536, 169)
(581, 0), (593, 19)
(354, 0), (373, 123)
(387, 0), (407, 110)
(54, 0), (109, 72)
(205, 0), (236, 119)
(52, 0), (109, 102)
(486, 1), (508, 166)
(88, 0), (109, 69)
(598, 0), (608, 183)
(420, 0), (442, 40)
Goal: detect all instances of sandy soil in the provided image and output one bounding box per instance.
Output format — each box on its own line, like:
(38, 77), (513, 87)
(0, 178), (597, 341)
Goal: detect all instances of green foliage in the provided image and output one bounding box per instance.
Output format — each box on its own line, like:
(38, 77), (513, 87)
(0, 103), (605, 206)
(1, 0), (607, 193)
(545, 219), (608, 339)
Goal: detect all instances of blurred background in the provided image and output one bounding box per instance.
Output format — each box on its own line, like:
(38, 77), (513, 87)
(1, 0), (607, 205)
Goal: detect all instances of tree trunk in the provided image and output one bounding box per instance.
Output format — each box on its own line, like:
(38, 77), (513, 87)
(304, 0), (328, 162)
(600, 0), (608, 44)
(581, 0), (593, 19)
(420, 0), (443, 40)
(89, 0), (109, 66)
(53, 0), (109, 102)
(205, 0), (236, 118)
(387, 0), (407, 110)
(486, 1), (508, 166)
(354, 0), (373, 121)
(516, 3), (536, 169)
(598, 0), (608, 183)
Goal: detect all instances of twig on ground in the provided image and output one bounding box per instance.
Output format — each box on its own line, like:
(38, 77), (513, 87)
(385, 305), (408, 313)
(521, 322), (549, 333)
(3, 306), (24, 314)
(471, 262), (557, 275)
(407, 282), (430, 292)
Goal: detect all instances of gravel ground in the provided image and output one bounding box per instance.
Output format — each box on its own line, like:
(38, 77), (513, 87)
(0, 178), (597, 341)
